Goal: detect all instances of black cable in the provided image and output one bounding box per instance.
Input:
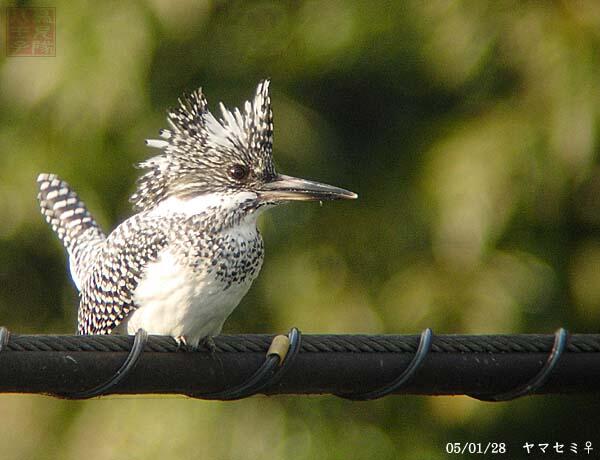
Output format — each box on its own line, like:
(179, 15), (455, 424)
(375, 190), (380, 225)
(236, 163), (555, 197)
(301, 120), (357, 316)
(1, 327), (597, 398)
(3, 330), (600, 354)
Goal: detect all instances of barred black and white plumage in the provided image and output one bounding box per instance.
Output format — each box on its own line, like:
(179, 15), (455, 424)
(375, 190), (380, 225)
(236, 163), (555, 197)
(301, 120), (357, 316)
(37, 80), (357, 347)
(37, 173), (106, 290)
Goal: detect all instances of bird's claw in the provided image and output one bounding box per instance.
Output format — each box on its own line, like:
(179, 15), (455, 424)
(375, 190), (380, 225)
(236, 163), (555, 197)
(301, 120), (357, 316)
(174, 335), (190, 351)
(202, 336), (217, 353)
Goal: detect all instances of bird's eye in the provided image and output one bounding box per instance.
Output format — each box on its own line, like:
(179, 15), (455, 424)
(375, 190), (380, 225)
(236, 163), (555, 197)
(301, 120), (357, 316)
(228, 164), (249, 181)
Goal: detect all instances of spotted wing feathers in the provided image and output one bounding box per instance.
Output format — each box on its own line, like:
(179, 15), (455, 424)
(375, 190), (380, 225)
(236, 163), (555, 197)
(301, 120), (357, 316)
(77, 215), (168, 335)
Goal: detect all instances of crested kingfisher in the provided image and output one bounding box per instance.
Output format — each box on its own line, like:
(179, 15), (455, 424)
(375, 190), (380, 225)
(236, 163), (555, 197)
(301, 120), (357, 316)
(37, 80), (357, 348)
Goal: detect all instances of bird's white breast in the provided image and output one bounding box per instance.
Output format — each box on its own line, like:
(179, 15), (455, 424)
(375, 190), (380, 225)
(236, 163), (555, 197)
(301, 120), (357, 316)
(128, 246), (257, 347)
(126, 193), (264, 348)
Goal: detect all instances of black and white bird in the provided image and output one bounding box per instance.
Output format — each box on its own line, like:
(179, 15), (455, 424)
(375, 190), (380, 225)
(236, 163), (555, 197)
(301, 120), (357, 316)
(37, 80), (357, 348)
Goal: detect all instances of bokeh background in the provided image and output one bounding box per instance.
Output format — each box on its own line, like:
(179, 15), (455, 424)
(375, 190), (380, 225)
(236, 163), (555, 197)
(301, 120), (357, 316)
(1, 0), (600, 458)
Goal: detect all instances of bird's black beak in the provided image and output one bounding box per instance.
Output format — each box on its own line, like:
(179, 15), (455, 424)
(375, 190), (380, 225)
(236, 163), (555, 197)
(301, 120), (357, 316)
(259, 174), (358, 202)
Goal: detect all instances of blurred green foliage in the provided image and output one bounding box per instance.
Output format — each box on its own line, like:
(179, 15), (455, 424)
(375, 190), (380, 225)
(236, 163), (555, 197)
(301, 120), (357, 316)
(2, 0), (600, 458)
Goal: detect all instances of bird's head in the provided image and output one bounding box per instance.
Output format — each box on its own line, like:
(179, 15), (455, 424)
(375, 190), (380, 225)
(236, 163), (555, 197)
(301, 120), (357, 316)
(130, 80), (357, 214)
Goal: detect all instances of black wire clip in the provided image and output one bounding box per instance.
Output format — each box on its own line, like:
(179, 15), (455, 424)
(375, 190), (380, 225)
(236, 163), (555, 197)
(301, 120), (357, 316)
(337, 328), (433, 400)
(61, 328), (149, 399)
(192, 327), (302, 400)
(469, 328), (569, 402)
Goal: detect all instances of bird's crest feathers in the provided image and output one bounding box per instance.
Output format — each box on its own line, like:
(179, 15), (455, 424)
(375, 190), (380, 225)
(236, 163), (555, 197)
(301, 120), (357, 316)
(131, 80), (274, 211)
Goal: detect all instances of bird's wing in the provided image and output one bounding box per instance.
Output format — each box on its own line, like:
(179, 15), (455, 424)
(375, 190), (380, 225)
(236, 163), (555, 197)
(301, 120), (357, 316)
(78, 214), (169, 335)
(37, 173), (106, 291)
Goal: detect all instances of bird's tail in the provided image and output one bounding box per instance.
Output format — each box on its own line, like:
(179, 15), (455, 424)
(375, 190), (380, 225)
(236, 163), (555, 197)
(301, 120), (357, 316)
(37, 173), (106, 290)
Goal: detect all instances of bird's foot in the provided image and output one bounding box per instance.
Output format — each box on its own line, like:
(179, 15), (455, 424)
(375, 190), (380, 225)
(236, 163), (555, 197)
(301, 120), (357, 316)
(174, 335), (190, 351)
(201, 336), (217, 353)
